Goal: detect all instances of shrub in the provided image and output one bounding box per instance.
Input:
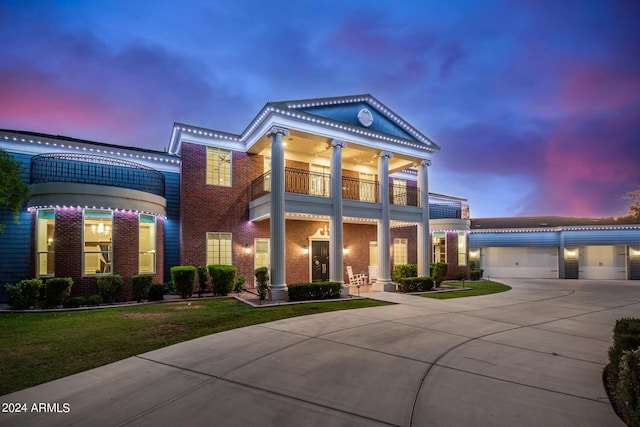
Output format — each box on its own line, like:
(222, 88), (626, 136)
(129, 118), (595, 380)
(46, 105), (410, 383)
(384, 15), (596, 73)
(470, 269), (484, 281)
(288, 282), (341, 301)
(470, 259), (479, 270)
(87, 294), (103, 306)
(97, 274), (124, 303)
(254, 267), (269, 300)
(164, 281), (175, 295)
(6, 278), (43, 309)
(234, 275), (246, 293)
(617, 348), (640, 426)
(608, 318), (640, 383)
(455, 272), (467, 281)
(432, 262), (448, 287)
(208, 265), (237, 296)
(393, 264), (417, 282)
(196, 266), (209, 297)
(132, 275), (153, 302)
(63, 296), (86, 308)
(397, 277), (434, 293)
(44, 277), (73, 308)
(148, 283), (164, 301)
(171, 266), (196, 299)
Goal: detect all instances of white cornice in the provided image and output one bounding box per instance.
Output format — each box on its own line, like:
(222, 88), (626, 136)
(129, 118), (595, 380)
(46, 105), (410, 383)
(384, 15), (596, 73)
(470, 225), (640, 233)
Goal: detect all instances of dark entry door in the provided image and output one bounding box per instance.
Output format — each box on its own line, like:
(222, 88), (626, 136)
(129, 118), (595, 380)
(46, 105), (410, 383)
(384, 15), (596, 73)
(311, 241), (330, 282)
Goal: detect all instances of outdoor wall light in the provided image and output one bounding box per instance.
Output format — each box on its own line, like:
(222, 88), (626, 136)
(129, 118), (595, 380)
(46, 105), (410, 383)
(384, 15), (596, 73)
(343, 247), (349, 254)
(469, 250), (479, 258)
(302, 245), (309, 254)
(565, 249), (578, 259)
(630, 248), (640, 257)
(244, 244), (251, 254)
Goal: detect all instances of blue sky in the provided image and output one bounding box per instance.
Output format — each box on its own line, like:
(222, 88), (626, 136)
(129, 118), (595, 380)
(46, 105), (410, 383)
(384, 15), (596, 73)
(1, 0), (639, 218)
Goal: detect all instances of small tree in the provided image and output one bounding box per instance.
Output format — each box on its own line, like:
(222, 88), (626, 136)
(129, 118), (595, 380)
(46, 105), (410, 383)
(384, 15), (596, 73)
(622, 188), (640, 222)
(0, 148), (30, 233)
(234, 275), (246, 293)
(254, 267), (269, 300)
(433, 262), (448, 287)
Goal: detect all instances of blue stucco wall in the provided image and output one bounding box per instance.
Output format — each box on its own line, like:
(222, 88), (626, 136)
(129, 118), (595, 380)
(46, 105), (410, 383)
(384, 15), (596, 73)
(163, 171), (180, 282)
(298, 103), (417, 141)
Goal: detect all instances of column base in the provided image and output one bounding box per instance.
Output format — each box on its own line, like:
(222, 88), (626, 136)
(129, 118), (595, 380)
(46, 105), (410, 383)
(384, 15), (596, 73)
(372, 280), (396, 292)
(269, 285), (288, 301)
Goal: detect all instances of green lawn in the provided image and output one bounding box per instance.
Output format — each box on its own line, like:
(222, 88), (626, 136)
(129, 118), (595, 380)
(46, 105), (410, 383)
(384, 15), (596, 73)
(421, 281), (511, 299)
(0, 297), (390, 396)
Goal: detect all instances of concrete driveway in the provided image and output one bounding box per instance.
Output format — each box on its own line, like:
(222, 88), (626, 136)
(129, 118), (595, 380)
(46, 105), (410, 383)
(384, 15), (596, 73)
(1, 278), (637, 426)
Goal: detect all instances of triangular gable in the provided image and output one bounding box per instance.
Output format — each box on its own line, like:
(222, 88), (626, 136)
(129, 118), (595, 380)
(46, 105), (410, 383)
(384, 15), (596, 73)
(275, 94), (439, 149)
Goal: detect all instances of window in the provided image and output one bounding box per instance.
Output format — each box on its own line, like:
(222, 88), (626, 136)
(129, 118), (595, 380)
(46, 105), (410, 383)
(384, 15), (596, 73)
(84, 209), (112, 275)
(393, 178), (407, 205)
(433, 232), (446, 263)
(207, 232), (232, 265)
(263, 156), (271, 192)
(457, 231), (467, 266)
(359, 172), (376, 202)
(309, 164), (330, 197)
(255, 238), (270, 269)
(206, 147), (232, 186)
(36, 209), (55, 276)
(369, 241), (378, 266)
(394, 238), (408, 265)
(139, 214), (156, 273)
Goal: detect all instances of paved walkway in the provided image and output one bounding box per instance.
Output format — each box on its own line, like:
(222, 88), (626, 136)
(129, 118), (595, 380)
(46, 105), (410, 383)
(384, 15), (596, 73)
(1, 278), (637, 426)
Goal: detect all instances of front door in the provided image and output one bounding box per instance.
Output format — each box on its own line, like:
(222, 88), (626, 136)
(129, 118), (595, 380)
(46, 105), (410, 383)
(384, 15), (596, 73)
(311, 241), (330, 282)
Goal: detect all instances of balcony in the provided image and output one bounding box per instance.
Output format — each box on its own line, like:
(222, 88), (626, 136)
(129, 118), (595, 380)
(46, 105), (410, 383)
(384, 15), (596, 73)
(31, 153), (165, 197)
(250, 168), (465, 220)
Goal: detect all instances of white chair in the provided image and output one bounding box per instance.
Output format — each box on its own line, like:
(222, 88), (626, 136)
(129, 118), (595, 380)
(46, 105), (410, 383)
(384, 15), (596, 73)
(346, 266), (367, 286)
(368, 265), (377, 283)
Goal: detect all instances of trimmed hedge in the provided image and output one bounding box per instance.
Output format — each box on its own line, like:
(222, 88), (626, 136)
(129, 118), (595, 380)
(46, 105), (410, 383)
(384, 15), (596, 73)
(254, 267), (269, 300)
(148, 283), (164, 301)
(393, 264), (417, 282)
(63, 296), (86, 308)
(6, 278), (43, 309)
(97, 274), (124, 303)
(397, 277), (434, 293)
(470, 269), (484, 281)
(609, 318), (640, 383)
(132, 275), (153, 302)
(208, 265), (237, 296)
(288, 282), (341, 301)
(44, 277), (73, 308)
(607, 317), (640, 426)
(171, 266), (196, 299)
(87, 294), (103, 306)
(196, 266), (209, 297)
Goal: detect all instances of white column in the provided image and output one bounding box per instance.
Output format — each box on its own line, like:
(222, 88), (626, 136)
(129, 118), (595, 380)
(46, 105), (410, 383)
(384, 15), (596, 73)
(374, 151), (395, 291)
(417, 159), (431, 277)
(267, 126), (289, 300)
(329, 140), (346, 293)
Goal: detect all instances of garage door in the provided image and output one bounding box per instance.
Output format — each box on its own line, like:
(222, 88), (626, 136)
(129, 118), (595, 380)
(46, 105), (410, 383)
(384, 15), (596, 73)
(579, 246), (626, 280)
(481, 247), (558, 279)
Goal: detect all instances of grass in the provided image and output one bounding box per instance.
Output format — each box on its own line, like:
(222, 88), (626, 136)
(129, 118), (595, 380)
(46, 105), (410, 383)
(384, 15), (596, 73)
(0, 297), (390, 396)
(421, 281), (511, 299)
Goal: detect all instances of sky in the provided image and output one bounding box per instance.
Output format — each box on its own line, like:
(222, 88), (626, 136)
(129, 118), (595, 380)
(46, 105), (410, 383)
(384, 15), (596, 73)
(1, 0), (639, 219)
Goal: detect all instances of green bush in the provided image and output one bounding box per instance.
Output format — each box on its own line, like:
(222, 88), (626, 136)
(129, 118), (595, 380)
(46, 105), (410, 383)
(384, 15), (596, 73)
(171, 266), (196, 299)
(288, 282), (342, 301)
(393, 264), (417, 282)
(609, 318), (640, 383)
(234, 275), (246, 293)
(6, 278), (43, 309)
(208, 265), (237, 296)
(44, 277), (73, 308)
(470, 269), (483, 281)
(87, 294), (103, 306)
(148, 283), (164, 301)
(97, 274), (124, 303)
(432, 262), (448, 286)
(617, 348), (640, 426)
(397, 277), (434, 293)
(455, 272), (467, 281)
(254, 267), (269, 300)
(63, 296), (86, 308)
(132, 275), (153, 302)
(196, 266), (209, 297)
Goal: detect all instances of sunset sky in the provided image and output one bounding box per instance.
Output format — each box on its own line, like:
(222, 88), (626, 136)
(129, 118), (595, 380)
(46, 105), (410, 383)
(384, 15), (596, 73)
(1, 0), (639, 218)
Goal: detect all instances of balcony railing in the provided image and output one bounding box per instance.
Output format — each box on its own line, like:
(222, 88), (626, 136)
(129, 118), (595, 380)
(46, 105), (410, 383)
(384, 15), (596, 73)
(30, 153), (165, 197)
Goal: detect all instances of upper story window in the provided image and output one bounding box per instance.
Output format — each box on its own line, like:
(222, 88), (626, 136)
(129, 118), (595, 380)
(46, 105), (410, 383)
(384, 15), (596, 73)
(392, 178), (407, 205)
(36, 209), (55, 277)
(83, 209), (112, 275)
(207, 147), (232, 186)
(309, 164), (330, 197)
(139, 214), (156, 274)
(359, 172), (377, 202)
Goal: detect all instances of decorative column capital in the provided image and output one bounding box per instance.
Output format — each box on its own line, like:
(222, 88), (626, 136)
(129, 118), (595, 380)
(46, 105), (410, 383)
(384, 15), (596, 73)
(330, 139), (347, 149)
(266, 126), (289, 138)
(379, 151), (393, 159)
(419, 159), (432, 167)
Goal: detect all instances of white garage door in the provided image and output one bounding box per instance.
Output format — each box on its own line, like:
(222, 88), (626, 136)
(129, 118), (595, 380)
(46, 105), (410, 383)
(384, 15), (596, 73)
(481, 247), (558, 279)
(580, 246), (626, 280)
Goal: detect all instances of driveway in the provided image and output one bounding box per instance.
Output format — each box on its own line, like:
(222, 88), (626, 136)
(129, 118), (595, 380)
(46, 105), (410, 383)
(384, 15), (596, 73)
(1, 278), (637, 426)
